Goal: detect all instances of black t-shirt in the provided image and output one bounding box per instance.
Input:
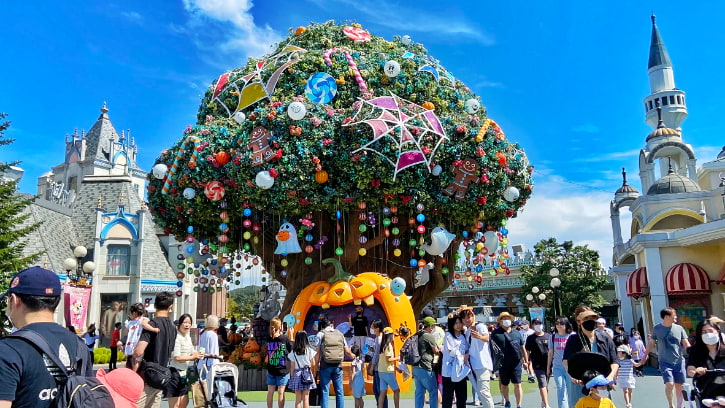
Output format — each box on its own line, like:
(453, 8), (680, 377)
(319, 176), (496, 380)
(139, 316), (176, 366)
(0, 322), (93, 408)
(562, 331), (618, 366)
(351, 314), (369, 336)
(266, 335), (293, 376)
(687, 346), (725, 391)
(525, 333), (551, 370)
(491, 327), (524, 367)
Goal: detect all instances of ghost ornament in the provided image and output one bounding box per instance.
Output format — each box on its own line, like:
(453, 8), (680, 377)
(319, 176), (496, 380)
(391, 277), (406, 296)
(422, 227), (456, 256)
(274, 222), (302, 254)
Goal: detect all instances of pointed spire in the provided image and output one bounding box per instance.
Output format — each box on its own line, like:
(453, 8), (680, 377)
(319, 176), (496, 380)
(100, 101), (109, 119)
(667, 157), (674, 174)
(649, 14), (672, 69)
(656, 104), (666, 129)
(96, 193), (103, 209)
(621, 168), (629, 186)
(81, 129), (85, 139)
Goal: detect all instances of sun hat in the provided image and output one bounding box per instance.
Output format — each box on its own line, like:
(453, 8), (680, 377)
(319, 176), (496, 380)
(96, 368), (144, 408)
(577, 310), (599, 321)
(0, 266), (61, 301)
(383, 327), (394, 334)
(497, 312), (514, 322)
(422, 317), (437, 328)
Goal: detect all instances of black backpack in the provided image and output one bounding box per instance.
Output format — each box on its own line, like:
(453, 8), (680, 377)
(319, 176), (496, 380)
(401, 332), (421, 365)
(11, 329), (115, 408)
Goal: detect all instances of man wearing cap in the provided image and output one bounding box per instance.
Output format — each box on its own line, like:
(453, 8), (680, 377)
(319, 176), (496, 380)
(596, 318), (614, 339)
(491, 312), (526, 408)
(524, 318), (551, 408)
(643, 307), (690, 408)
(0, 266), (94, 408)
(413, 317), (440, 408)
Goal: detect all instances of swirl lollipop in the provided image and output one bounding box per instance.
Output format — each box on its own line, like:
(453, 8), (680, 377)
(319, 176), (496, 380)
(343, 26), (371, 43)
(204, 180), (225, 201)
(305, 72), (337, 104)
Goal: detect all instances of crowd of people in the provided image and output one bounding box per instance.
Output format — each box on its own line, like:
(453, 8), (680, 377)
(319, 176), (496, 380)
(3, 266), (725, 408)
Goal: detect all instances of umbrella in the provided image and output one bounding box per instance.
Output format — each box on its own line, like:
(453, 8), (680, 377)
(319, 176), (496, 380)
(567, 352), (612, 380)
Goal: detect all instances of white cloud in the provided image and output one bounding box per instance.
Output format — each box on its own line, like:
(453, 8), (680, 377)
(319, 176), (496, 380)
(181, 0), (282, 67)
(573, 149), (641, 163)
(121, 11), (144, 24)
(506, 177), (617, 268)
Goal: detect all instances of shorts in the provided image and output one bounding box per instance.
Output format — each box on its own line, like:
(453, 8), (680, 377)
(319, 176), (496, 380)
(659, 360), (686, 384)
(498, 363), (523, 386)
(534, 369), (548, 388)
(266, 372), (290, 387)
(352, 373), (366, 398)
(378, 372), (399, 391)
(165, 367), (188, 397)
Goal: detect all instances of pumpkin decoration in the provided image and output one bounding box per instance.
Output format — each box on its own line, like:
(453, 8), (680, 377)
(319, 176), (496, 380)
(315, 170), (329, 184)
(243, 337), (261, 353)
(289, 258), (415, 393)
(295, 26), (306, 35)
(289, 125), (302, 136)
(248, 352), (262, 366)
(422, 101), (435, 110)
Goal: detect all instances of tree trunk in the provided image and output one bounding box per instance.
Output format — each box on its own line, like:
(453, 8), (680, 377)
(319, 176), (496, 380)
(254, 210), (450, 317)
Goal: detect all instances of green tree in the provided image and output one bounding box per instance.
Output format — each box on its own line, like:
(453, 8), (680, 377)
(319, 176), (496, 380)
(0, 113), (43, 331)
(519, 238), (607, 322)
(228, 286), (260, 320)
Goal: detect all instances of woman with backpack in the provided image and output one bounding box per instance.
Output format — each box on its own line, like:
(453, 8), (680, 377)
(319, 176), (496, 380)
(288, 330), (317, 408)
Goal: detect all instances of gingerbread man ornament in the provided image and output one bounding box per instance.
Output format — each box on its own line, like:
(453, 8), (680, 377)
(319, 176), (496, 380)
(248, 126), (274, 166)
(444, 158), (479, 200)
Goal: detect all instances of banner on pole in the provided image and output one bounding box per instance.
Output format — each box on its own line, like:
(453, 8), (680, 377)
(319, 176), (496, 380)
(529, 307), (545, 323)
(64, 284), (92, 331)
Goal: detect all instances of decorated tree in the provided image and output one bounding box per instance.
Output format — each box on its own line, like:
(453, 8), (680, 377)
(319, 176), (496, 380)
(519, 238), (607, 320)
(147, 22), (533, 316)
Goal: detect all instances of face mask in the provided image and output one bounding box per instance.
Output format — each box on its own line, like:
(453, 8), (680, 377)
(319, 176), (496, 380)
(582, 319), (597, 332)
(501, 319), (512, 328)
(534, 325), (543, 332)
(702, 332), (720, 345)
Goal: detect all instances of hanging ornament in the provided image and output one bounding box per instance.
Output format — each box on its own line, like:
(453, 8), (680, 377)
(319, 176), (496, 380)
(152, 163), (168, 179)
(464, 99), (481, 114)
(384, 60), (401, 77)
(233, 111), (246, 124)
(287, 102), (307, 120)
(400, 35), (412, 45)
(503, 186), (520, 202)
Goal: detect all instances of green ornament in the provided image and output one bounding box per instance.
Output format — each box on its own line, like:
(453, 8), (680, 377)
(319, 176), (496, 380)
(305, 257), (313, 265)
(210, 288), (216, 294)
(441, 267), (449, 275)
(177, 263), (185, 270)
(490, 270), (496, 276)
(193, 286), (199, 292)
(454, 253), (461, 260)
(187, 268), (194, 274)
(392, 227), (400, 235)
(383, 218), (391, 226)
(335, 247), (344, 256)
(418, 248), (426, 257)
(243, 243), (251, 251)
(235, 280), (241, 285)
(359, 224), (367, 233)
(408, 239), (417, 247)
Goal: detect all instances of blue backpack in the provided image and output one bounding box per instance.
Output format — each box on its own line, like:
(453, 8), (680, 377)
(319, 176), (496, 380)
(11, 329), (114, 408)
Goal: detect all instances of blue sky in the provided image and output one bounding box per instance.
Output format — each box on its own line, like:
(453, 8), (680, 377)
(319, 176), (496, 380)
(2, 1), (723, 267)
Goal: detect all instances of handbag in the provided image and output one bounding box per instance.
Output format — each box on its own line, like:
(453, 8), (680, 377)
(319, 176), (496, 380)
(186, 363), (200, 384)
(294, 352), (314, 385)
(142, 361), (172, 389)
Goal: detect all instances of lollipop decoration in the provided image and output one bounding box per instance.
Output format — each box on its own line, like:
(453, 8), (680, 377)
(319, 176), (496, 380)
(161, 135), (201, 195)
(305, 72), (338, 104)
(204, 181), (225, 201)
(323, 48), (369, 96)
(342, 25), (371, 43)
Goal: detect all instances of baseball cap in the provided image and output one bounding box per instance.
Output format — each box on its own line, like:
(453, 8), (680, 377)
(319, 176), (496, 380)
(96, 368), (144, 408)
(520, 319), (530, 325)
(422, 317), (437, 327)
(0, 266), (61, 301)
(531, 318), (542, 325)
(617, 344), (632, 354)
(596, 317), (606, 324)
(585, 374), (614, 389)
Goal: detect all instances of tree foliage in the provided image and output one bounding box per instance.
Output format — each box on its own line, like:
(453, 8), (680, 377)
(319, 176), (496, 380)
(0, 113), (43, 331)
(519, 238), (607, 321)
(227, 286), (260, 319)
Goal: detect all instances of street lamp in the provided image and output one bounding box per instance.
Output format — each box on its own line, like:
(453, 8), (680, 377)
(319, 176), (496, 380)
(550, 268), (562, 317)
(63, 245), (96, 286)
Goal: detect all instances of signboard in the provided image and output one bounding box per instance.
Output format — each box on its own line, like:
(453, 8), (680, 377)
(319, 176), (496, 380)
(63, 284), (92, 331)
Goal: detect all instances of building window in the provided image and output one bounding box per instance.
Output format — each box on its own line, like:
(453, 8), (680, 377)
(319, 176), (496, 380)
(676, 95), (682, 104)
(662, 96), (669, 106)
(107, 245), (130, 276)
(670, 95), (675, 105)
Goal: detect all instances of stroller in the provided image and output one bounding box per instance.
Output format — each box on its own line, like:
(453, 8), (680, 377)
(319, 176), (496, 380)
(684, 369), (725, 407)
(196, 357), (247, 408)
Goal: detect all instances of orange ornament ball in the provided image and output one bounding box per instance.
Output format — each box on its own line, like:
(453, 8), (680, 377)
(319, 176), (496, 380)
(315, 170), (328, 183)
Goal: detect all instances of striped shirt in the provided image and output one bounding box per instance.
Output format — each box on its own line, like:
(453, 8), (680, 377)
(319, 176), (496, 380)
(617, 358), (635, 381)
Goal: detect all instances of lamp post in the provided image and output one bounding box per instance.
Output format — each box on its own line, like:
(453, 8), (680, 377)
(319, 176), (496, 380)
(550, 268), (562, 317)
(63, 245), (96, 286)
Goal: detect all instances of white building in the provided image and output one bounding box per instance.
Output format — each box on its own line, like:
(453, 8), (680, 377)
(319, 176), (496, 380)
(610, 16), (725, 337)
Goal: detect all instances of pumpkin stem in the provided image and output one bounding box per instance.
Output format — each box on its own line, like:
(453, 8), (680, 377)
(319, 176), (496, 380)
(322, 258), (354, 284)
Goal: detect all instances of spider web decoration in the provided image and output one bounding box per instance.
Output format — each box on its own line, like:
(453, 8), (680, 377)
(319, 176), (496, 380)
(345, 92), (449, 180)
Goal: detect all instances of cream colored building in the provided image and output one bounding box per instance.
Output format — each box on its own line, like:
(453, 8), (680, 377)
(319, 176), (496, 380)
(610, 17), (725, 338)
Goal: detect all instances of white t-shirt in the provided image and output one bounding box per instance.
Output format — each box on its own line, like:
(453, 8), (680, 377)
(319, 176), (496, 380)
(441, 332), (469, 378)
(171, 331), (195, 371)
(125, 317), (146, 355)
(468, 323), (492, 371)
(288, 347), (317, 369)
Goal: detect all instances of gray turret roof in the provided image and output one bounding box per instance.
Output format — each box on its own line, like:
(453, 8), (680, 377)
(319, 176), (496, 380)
(647, 163), (701, 195)
(649, 15), (672, 69)
(616, 168), (640, 195)
(83, 103), (141, 169)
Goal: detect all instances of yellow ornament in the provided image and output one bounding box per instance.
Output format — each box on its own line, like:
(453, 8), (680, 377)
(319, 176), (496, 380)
(476, 242), (484, 251)
(358, 248), (367, 256)
(281, 259), (289, 267)
(393, 248), (402, 257)
(243, 231), (252, 240)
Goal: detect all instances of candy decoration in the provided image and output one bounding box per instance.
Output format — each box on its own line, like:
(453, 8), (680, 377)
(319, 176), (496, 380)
(162, 135), (201, 195)
(204, 181), (225, 201)
(342, 25), (371, 43)
(323, 48), (368, 95)
(305, 72), (338, 104)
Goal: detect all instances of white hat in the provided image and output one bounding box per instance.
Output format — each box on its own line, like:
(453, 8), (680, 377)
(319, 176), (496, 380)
(596, 317), (606, 324)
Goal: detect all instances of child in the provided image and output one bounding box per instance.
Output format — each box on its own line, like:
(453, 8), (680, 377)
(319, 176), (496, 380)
(350, 344), (365, 408)
(109, 322), (122, 371)
(124, 303), (159, 368)
(287, 330), (317, 408)
(616, 345), (644, 408)
(378, 327), (400, 408)
(574, 370), (616, 408)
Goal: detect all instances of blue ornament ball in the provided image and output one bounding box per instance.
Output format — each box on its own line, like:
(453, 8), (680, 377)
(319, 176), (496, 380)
(185, 246), (194, 254)
(176, 281), (183, 287)
(416, 213), (426, 223)
(409, 259), (418, 267)
(211, 259), (218, 265)
(187, 226), (194, 234)
(462, 231), (469, 238)
(243, 208), (252, 217)
(305, 233), (314, 242)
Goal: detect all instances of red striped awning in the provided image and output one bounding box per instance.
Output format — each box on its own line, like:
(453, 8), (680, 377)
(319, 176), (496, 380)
(626, 267), (648, 297)
(665, 263), (711, 295)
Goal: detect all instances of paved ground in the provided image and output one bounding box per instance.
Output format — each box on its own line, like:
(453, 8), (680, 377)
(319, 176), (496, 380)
(185, 366), (691, 408)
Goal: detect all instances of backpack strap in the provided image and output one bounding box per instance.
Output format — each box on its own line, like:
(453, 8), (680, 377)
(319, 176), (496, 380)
(10, 329), (85, 378)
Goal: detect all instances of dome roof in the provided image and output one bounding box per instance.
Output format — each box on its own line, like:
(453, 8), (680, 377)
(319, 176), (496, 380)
(647, 165), (701, 195)
(615, 168), (639, 199)
(646, 124), (680, 141)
